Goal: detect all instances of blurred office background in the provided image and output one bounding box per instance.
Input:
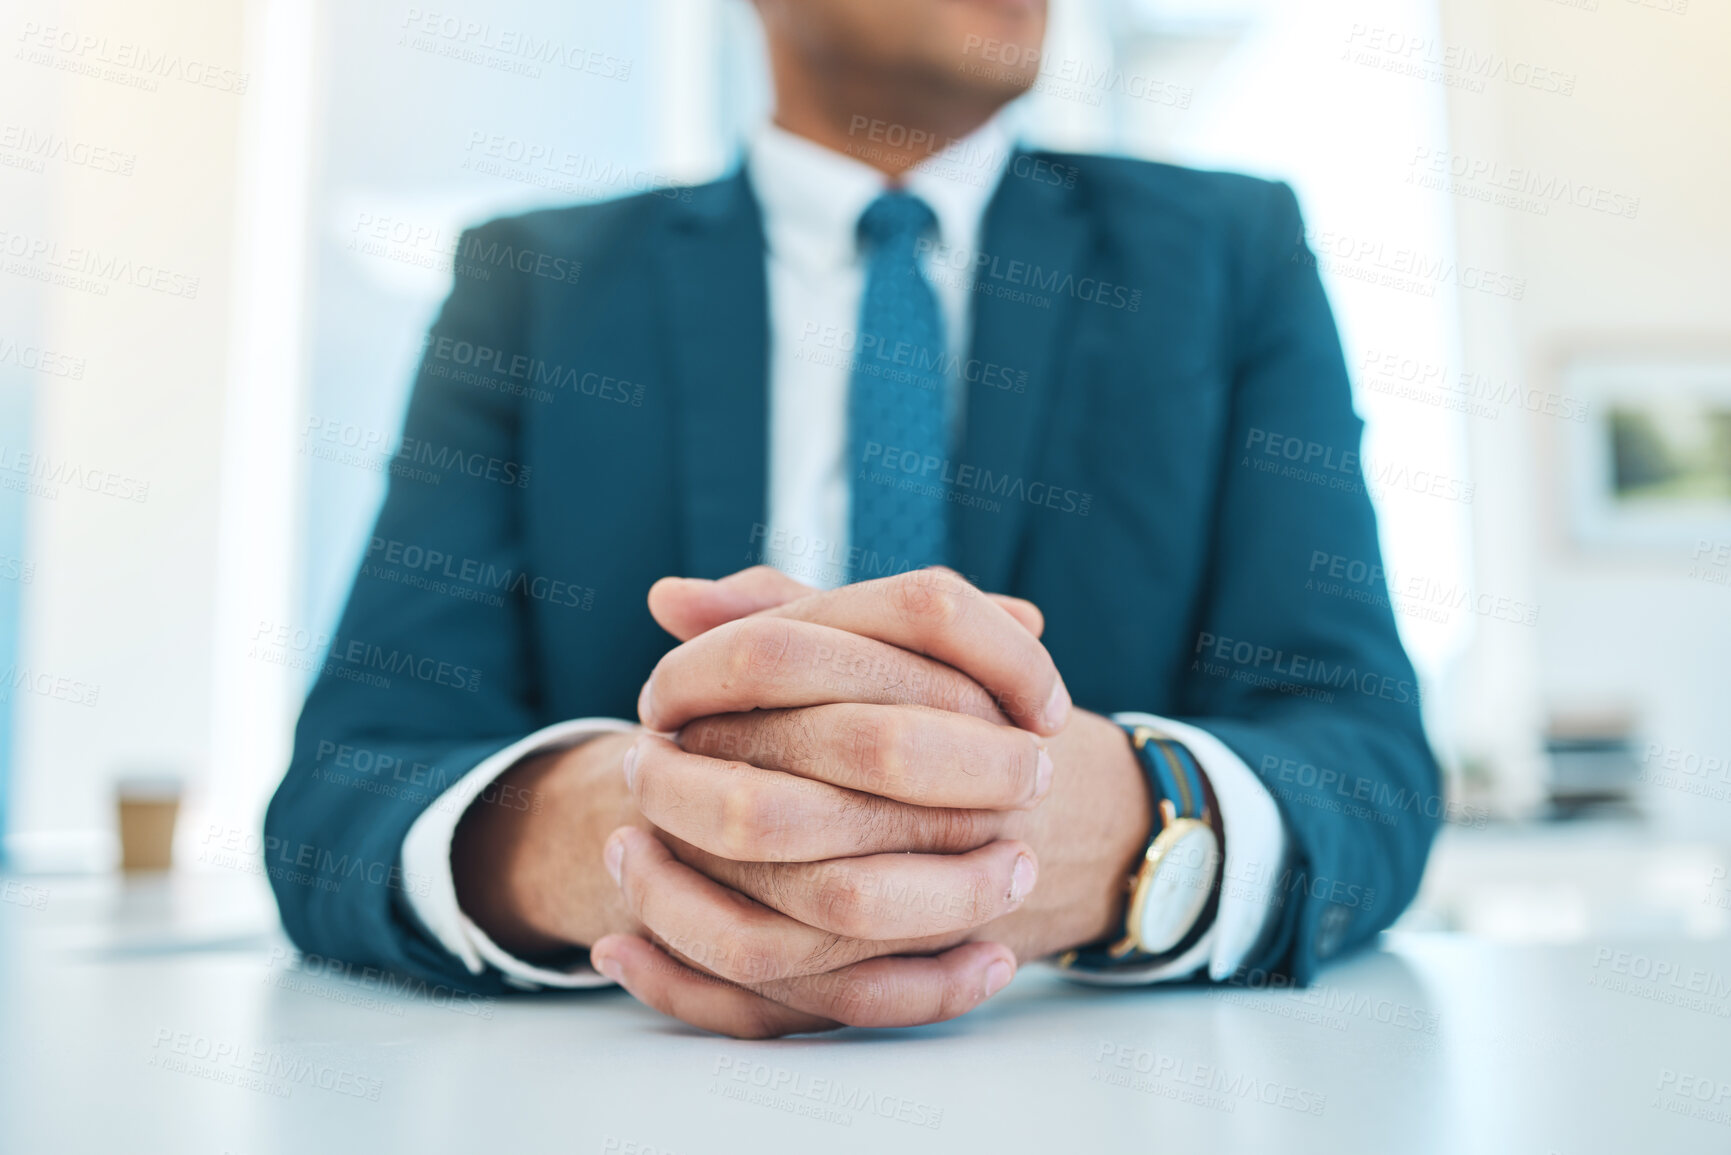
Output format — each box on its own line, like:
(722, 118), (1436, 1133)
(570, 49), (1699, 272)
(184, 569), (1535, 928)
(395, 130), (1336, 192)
(1, 0), (1727, 941)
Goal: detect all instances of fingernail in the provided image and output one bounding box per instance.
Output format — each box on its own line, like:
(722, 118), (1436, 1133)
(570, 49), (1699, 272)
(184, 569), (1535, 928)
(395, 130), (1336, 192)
(622, 741), (641, 790)
(603, 833), (625, 883)
(1032, 746), (1053, 801)
(637, 679), (656, 728)
(1042, 678), (1071, 730)
(1009, 854), (1036, 904)
(596, 953), (624, 984)
(982, 959), (1014, 999)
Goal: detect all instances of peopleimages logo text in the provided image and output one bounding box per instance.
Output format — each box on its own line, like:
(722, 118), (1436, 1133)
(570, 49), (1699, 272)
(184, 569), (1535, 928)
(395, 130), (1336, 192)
(914, 239), (1142, 312)
(1194, 632), (1423, 706)
(861, 441), (1092, 516)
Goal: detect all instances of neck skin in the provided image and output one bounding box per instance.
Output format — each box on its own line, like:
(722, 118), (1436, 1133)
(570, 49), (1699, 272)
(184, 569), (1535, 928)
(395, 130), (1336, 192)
(765, 49), (1006, 178)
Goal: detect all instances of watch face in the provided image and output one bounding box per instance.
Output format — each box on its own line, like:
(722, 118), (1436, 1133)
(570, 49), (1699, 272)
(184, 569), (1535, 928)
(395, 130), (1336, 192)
(1134, 821), (1221, 955)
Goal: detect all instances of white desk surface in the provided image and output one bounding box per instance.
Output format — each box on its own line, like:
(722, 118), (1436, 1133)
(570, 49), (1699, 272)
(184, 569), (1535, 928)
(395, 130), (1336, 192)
(3, 870), (1728, 1155)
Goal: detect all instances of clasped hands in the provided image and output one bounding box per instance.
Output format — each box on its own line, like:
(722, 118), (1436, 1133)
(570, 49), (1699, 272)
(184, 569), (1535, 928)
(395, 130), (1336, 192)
(595, 565), (1156, 1037)
(454, 566), (1152, 1038)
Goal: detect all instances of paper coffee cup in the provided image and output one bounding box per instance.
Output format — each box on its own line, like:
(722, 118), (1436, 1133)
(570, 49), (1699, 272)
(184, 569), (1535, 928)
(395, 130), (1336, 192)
(116, 776), (183, 872)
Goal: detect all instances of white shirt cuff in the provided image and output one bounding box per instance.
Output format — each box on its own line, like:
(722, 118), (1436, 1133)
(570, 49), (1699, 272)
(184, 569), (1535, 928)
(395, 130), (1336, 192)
(1060, 711), (1289, 986)
(400, 717), (638, 990)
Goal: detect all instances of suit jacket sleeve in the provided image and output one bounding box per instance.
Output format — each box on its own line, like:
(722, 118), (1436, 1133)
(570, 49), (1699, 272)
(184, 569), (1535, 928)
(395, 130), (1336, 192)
(263, 219), (553, 996)
(1174, 180), (1443, 984)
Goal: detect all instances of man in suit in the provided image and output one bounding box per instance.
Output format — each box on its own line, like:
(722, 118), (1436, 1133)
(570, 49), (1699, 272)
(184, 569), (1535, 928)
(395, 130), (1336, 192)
(266, 0), (1441, 1037)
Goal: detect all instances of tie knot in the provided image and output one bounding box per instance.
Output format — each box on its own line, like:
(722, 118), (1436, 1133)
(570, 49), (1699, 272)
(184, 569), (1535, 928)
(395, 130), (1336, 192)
(857, 191), (937, 251)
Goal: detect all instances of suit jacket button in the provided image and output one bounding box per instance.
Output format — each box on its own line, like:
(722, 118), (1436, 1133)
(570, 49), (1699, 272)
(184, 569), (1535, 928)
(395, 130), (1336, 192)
(1315, 903), (1351, 959)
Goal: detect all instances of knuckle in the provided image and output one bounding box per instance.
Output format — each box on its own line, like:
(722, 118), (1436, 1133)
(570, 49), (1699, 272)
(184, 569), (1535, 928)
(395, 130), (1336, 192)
(937, 970), (977, 1022)
(997, 733), (1040, 803)
(717, 781), (765, 858)
(918, 805), (993, 854)
(1006, 657), (1059, 720)
(726, 999), (793, 1040)
(713, 931), (781, 985)
(745, 861), (801, 913)
(923, 668), (1004, 724)
(717, 719), (769, 765)
(822, 972), (889, 1027)
(775, 710), (819, 768)
(795, 931), (854, 977)
(812, 867), (870, 938)
(630, 745), (663, 798)
(618, 863), (650, 912)
(660, 930), (716, 973)
(890, 570), (968, 634)
(622, 757), (648, 805)
(716, 779), (782, 859)
(845, 709), (911, 798)
(954, 867), (997, 926)
(722, 619), (795, 690)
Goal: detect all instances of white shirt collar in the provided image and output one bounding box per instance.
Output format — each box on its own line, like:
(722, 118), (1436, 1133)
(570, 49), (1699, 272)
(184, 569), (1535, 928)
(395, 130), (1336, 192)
(747, 116), (1014, 271)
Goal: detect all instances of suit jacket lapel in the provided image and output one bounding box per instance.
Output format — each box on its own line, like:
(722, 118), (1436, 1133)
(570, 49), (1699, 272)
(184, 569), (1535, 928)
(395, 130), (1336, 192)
(953, 156), (1093, 593)
(658, 170), (770, 580)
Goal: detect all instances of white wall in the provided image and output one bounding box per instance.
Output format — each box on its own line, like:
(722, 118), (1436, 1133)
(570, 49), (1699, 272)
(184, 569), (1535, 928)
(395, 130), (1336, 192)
(3, 0), (729, 866)
(4, 0), (247, 867)
(1438, 0), (1731, 830)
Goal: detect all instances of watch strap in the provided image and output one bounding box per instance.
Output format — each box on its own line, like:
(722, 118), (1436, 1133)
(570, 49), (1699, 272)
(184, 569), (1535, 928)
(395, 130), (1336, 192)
(1129, 723), (1209, 823)
(1059, 725), (1225, 972)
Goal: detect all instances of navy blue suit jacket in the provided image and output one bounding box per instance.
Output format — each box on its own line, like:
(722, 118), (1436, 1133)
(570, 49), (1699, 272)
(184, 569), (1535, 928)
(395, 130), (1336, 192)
(266, 151), (1441, 995)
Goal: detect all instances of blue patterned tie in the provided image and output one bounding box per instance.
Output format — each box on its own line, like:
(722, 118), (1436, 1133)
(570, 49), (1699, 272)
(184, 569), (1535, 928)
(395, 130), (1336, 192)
(848, 191), (949, 584)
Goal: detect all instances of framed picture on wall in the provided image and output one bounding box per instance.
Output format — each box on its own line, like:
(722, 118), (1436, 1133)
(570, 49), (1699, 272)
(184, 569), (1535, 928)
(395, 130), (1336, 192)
(1562, 358), (1731, 550)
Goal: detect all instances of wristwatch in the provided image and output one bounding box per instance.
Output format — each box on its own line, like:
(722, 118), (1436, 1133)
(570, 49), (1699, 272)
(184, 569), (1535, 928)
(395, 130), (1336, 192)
(1060, 723), (1223, 970)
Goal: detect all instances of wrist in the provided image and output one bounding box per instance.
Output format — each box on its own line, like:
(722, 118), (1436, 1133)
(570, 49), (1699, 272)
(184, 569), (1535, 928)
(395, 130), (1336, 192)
(1063, 720), (1226, 970)
(992, 709), (1154, 959)
(451, 730), (644, 956)
(1070, 713), (1159, 948)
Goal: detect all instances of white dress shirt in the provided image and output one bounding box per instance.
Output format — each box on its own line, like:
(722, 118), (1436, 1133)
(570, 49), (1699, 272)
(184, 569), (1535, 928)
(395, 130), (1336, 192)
(401, 118), (1289, 990)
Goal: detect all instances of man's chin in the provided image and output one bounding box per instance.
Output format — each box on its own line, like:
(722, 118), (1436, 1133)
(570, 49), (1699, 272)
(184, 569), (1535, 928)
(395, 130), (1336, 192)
(942, 0), (1045, 16)
(929, 0), (1046, 103)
